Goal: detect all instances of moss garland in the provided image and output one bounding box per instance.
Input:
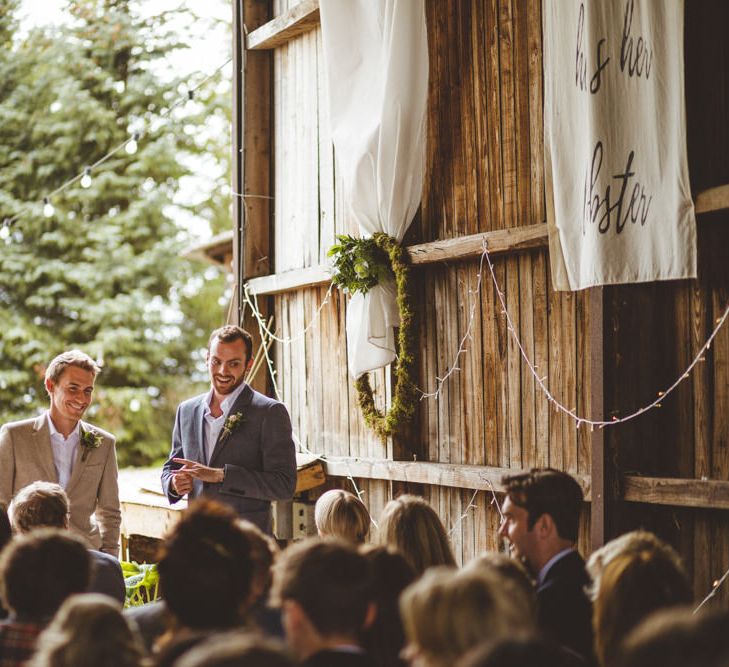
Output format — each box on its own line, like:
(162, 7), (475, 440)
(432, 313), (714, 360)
(351, 233), (417, 439)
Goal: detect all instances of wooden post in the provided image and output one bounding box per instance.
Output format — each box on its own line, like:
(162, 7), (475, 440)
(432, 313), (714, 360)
(589, 286), (605, 549)
(233, 0), (272, 395)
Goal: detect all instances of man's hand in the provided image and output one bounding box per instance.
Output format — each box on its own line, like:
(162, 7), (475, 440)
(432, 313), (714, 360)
(172, 458), (225, 484)
(170, 470), (193, 496)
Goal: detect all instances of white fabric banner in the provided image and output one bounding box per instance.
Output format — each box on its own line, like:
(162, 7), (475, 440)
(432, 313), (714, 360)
(544, 0), (696, 291)
(320, 0), (428, 378)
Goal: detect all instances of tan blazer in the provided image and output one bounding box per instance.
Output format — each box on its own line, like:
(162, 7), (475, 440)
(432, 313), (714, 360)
(0, 414), (121, 554)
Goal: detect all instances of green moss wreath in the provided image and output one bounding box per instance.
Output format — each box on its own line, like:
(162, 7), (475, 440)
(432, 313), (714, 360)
(328, 233), (417, 438)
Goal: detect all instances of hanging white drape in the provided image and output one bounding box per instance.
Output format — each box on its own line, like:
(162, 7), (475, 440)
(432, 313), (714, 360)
(320, 0), (428, 378)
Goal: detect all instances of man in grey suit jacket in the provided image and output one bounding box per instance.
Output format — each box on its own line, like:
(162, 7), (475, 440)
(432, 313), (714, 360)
(0, 350), (120, 554)
(161, 325), (296, 534)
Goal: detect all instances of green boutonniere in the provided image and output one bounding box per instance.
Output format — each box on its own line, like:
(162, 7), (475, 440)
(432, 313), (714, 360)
(219, 411), (244, 443)
(80, 428), (103, 462)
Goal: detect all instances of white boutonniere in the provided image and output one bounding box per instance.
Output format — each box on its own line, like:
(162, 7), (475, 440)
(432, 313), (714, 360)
(219, 411), (244, 443)
(80, 428), (103, 462)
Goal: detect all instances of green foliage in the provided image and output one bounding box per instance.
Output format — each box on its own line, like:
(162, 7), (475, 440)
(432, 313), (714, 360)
(328, 234), (394, 295)
(122, 560), (159, 607)
(0, 1), (229, 466)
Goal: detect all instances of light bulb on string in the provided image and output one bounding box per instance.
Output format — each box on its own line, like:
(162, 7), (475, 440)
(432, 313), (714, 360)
(43, 198), (55, 218)
(126, 132), (140, 155)
(80, 167), (92, 189)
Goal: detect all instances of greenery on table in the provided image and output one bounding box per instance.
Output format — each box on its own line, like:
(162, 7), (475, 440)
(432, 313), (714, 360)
(0, 0), (230, 466)
(122, 561), (159, 607)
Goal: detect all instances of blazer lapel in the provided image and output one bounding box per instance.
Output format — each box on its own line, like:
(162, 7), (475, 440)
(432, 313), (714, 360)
(31, 414), (59, 483)
(65, 420), (92, 494)
(193, 395), (207, 464)
(209, 384), (253, 467)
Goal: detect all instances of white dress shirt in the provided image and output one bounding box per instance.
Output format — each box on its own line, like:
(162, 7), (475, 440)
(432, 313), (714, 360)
(202, 382), (247, 464)
(47, 412), (80, 489)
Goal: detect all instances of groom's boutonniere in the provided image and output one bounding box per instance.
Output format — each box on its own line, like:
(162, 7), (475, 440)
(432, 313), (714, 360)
(80, 428), (103, 462)
(219, 411), (244, 443)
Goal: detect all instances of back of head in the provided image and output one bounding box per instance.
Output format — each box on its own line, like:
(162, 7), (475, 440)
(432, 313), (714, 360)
(158, 499), (253, 630)
(361, 546), (416, 667)
(400, 567), (525, 666)
(593, 549), (692, 667)
(175, 632), (295, 667)
(236, 519), (279, 602)
(0, 504), (10, 554)
(315, 489), (370, 544)
(586, 530), (678, 600)
(271, 537), (373, 638)
(377, 495), (456, 576)
(502, 469), (583, 542)
(465, 553), (536, 626)
(10, 481), (69, 533)
(458, 635), (584, 667)
(617, 607), (729, 667)
(0, 529), (91, 620)
(29, 593), (143, 667)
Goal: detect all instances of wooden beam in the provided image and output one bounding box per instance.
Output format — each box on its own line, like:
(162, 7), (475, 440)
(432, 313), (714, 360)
(589, 287), (606, 549)
(406, 223), (548, 264)
(246, 265), (331, 296)
(622, 476), (729, 510)
(322, 457), (592, 500)
(695, 184), (729, 214)
(247, 0), (320, 51)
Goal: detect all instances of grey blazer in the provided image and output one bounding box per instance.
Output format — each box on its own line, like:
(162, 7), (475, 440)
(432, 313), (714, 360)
(160, 384), (297, 533)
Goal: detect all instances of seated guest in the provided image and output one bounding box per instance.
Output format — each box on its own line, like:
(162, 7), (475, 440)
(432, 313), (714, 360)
(175, 632), (295, 667)
(155, 499), (253, 654)
(616, 607), (729, 667)
(400, 567), (529, 667)
(458, 635), (586, 667)
(0, 504), (10, 620)
(592, 548), (692, 667)
(28, 593), (144, 667)
(315, 489), (371, 544)
(376, 495), (455, 576)
(9, 481), (125, 605)
(585, 529), (683, 601)
(499, 468), (593, 663)
(465, 553), (537, 626)
(360, 547), (416, 667)
(271, 538), (375, 666)
(0, 529), (91, 666)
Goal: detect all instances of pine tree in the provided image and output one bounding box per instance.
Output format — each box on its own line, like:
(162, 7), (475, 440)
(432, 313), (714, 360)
(0, 0), (230, 466)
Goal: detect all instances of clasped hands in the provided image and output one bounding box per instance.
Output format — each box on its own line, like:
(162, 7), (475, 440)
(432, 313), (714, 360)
(170, 457), (224, 496)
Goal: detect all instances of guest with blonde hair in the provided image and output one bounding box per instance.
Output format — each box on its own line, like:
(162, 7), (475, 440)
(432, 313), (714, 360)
(593, 547), (692, 667)
(315, 489), (370, 544)
(376, 495), (455, 576)
(399, 567), (528, 667)
(28, 593), (144, 667)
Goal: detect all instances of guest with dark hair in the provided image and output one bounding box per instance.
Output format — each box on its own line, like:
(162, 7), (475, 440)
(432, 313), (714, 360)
(9, 481), (125, 604)
(457, 635), (586, 667)
(174, 632), (295, 667)
(360, 547), (416, 667)
(616, 607), (729, 667)
(0, 529), (91, 666)
(0, 504), (10, 621)
(28, 593), (144, 667)
(271, 538), (375, 666)
(376, 495), (455, 577)
(157, 498), (254, 639)
(592, 548), (692, 667)
(499, 468), (593, 662)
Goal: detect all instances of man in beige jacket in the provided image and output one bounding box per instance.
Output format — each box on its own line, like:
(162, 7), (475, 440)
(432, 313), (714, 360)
(0, 350), (120, 554)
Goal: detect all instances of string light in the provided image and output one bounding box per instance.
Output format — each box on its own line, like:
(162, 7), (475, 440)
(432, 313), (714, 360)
(448, 489), (479, 538)
(125, 132), (139, 155)
(42, 198), (54, 218)
(694, 566), (729, 614)
(80, 167), (92, 189)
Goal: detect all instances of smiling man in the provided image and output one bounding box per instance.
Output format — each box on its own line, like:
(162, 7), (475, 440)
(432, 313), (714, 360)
(161, 325), (296, 534)
(0, 350), (120, 555)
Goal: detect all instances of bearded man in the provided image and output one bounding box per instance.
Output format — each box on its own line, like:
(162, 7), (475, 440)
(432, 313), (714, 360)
(161, 325), (296, 534)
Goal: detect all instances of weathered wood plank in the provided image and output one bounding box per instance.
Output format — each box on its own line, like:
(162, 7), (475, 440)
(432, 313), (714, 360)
(622, 476), (729, 510)
(247, 0), (320, 51)
(322, 457), (591, 499)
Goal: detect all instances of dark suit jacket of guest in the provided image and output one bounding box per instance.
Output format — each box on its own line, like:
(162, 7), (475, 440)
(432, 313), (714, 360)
(161, 384), (297, 534)
(89, 549), (125, 605)
(536, 550), (595, 664)
(303, 649), (376, 667)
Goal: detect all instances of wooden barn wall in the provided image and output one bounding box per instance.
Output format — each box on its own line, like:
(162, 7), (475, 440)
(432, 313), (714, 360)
(261, 0), (594, 565)
(604, 1), (729, 606)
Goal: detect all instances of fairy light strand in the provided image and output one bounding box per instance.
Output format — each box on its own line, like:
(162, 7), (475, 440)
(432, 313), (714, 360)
(694, 566), (729, 614)
(2, 57), (232, 230)
(448, 489), (479, 538)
